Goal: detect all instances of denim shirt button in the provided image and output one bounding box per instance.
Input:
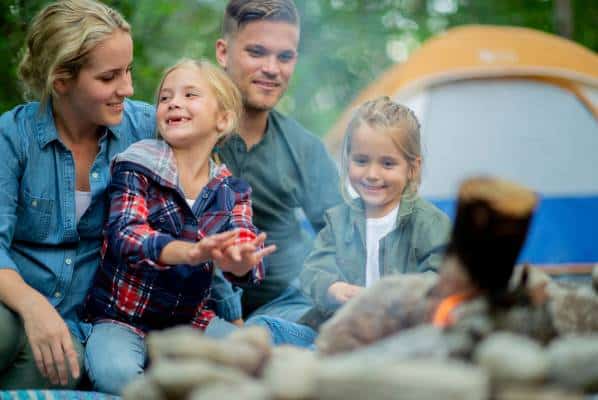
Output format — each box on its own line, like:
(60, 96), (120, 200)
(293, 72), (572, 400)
(65, 257), (72, 265)
(91, 171), (99, 180)
(159, 217), (165, 223)
(31, 200), (38, 207)
(202, 193), (209, 199)
(54, 291), (62, 298)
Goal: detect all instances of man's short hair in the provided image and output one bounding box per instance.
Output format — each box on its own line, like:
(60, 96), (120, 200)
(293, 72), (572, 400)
(222, 0), (299, 38)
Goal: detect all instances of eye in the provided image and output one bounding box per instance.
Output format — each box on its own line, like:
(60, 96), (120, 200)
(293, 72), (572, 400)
(278, 51), (296, 63)
(382, 159), (397, 169)
(246, 47), (266, 57)
(351, 156), (368, 166)
(158, 94), (170, 103)
(99, 73), (116, 82)
(185, 91), (200, 98)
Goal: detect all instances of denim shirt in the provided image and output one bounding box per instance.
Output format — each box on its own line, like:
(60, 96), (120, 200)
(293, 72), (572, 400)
(0, 99), (155, 340)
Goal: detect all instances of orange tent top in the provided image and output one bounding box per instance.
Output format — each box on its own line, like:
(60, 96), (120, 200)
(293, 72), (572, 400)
(325, 25), (598, 153)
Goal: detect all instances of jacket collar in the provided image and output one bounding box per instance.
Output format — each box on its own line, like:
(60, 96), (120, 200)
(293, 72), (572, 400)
(36, 99), (120, 149)
(112, 139), (228, 192)
(344, 195), (416, 244)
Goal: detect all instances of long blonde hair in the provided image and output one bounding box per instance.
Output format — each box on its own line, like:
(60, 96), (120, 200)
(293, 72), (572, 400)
(340, 96), (422, 204)
(18, 0), (130, 107)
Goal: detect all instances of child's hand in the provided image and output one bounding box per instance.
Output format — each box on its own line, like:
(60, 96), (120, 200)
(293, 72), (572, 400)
(214, 232), (276, 277)
(186, 230), (239, 265)
(327, 282), (363, 304)
(231, 319), (244, 327)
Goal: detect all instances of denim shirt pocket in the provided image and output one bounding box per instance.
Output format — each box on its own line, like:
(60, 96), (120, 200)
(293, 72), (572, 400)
(14, 190), (54, 242)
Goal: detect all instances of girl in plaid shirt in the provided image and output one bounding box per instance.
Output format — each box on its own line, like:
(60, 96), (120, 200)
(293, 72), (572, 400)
(84, 59), (274, 395)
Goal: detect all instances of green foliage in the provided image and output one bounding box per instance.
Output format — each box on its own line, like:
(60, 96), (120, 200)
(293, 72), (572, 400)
(1, 0), (596, 136)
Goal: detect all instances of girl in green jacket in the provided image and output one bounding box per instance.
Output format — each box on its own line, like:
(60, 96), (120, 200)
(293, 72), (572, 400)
(298, 96), (452, 328)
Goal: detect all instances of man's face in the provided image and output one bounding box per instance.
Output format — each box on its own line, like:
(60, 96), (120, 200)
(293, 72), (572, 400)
(216, 20), (299, 112)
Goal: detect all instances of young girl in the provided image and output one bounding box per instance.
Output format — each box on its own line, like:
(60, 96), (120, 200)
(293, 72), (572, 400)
(84, 59), (274, 395)
(298, 96), (451, 330)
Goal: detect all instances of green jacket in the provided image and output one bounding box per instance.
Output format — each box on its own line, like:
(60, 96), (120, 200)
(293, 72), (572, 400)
(299, 195), (451, 326)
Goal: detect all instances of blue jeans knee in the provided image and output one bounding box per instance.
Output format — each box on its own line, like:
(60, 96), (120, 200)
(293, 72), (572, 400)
(245, 315), (317, 348)
(85, 322), (146, 395)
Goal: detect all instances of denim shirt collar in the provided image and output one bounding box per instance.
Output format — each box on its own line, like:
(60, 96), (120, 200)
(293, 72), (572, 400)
(35, 100), (120, 149)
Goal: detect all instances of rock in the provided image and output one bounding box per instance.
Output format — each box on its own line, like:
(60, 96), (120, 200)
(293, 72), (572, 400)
(262, 346), (319, 400)
(494, 384), (584, 400)
(547, 284), (598, 335)
(316, 274), (438, 355)
(190, 381), (272, 400)
(335, 325), (449, 365)
(148, 359), (248, 399)
(474, 332), (549, 385)
(122, 375), (164, 400)
(547, 335), (598, 391)
(146, 326), (270, 376)
(315, 358), (488, 400)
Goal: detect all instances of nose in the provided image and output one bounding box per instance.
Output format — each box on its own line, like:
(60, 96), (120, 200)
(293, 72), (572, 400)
(261, 55), (280, 78)
(116, 71), (134, 98)
(365, 164), (380, 181)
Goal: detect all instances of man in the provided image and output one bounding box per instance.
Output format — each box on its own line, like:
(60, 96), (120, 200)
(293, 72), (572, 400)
(213, 0), (341, 323)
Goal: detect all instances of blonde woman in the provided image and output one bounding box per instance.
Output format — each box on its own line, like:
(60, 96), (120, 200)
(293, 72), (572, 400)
(0, 0), (154, 389)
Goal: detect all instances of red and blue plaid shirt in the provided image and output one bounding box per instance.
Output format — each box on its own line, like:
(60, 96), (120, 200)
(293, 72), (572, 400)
(85, 139), (263, 334)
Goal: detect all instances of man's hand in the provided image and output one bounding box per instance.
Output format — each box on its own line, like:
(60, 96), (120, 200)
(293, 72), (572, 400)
(327, 282), (363, 304)
(214, 232), (276, 276)
(20, 293), (79, 386)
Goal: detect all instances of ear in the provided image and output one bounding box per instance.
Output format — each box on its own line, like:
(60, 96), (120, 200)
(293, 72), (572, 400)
(215, 38), (229, 69)
(53, 77), (70, 96)
(216, 110), (233, 135)
(409, 156), (422, 180)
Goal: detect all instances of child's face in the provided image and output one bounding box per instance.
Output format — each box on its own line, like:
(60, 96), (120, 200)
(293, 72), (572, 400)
(348, 124), (412, 218)
(156, 66), (226, 148)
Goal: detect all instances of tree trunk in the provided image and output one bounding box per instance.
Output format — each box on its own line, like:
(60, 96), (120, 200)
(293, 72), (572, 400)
(554, 0), (573, 39)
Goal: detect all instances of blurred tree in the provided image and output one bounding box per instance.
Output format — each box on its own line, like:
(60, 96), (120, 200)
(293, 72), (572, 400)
(1, 0), (596, 136)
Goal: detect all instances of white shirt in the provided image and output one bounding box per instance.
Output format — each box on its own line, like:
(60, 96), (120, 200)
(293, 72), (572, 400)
(75, 190), (92, 224)
(365, 204), (400, 287)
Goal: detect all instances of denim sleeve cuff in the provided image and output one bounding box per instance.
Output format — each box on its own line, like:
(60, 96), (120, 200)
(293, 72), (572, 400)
(209, 286), (243, 321)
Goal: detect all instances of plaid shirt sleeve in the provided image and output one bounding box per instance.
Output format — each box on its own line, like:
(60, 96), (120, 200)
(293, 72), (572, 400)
(105, 168), (176, 270)
(223, 183), (264, 285)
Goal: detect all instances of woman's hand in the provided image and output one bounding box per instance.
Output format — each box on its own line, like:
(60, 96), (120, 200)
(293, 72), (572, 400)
(214, 232), (276, 276)
(20, 292), (79, 386)
(327, 282), (363, 304)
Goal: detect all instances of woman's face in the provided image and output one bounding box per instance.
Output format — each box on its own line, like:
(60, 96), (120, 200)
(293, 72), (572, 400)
(60, 30), (134, 128)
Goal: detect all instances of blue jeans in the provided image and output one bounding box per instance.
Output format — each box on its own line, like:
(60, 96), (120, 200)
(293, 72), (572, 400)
(245, 316), (317, 348)
(247, 281), (312, 323)
(85, 318), (237, 395)
(85, 322), (145, 395)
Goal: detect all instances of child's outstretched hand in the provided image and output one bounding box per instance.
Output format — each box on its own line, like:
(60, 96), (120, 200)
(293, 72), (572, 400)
(327, 282), (363, 304)
(213, 232), (276, 277)
(186, 230), (240, 265)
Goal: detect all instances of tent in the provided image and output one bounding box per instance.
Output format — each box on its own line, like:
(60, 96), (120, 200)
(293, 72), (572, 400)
(325, 25), (598, 275)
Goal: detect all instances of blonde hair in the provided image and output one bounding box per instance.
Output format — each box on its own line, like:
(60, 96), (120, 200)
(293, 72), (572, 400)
(155, 59), (243, 142)
(340, 96), (422, 203)
(222, 0), (299, 38)
(18, 0), (130, 108)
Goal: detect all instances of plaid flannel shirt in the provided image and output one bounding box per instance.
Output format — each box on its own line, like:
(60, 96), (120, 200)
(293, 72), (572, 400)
(85, 139), (263, 334)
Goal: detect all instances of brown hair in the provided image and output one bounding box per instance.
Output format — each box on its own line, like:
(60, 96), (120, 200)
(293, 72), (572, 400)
(18, 0), (130, 107)
(222, 0), (299, 38)
(155, 59), (243, 141)
(340, 96), (422, 203)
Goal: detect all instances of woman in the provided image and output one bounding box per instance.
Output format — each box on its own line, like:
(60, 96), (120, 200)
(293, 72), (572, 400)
(0, 0), (154, 389)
